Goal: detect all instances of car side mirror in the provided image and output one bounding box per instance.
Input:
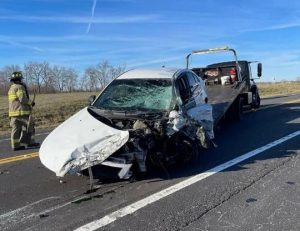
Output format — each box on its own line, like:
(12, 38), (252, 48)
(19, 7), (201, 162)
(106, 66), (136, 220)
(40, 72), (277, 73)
(257, 63), (262, 77)
(88, 95), (96, 105)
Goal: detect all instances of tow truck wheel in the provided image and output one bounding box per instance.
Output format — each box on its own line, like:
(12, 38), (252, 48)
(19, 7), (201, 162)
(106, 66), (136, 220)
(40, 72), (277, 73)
(251, 85), (261, 109)
(252, 93), (261, 109)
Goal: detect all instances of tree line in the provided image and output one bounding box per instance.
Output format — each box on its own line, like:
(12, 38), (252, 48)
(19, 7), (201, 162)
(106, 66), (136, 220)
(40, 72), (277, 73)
(0, 60), (126, 95)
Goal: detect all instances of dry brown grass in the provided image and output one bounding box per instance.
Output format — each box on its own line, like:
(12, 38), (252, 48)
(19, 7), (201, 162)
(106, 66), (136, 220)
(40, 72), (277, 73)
(1, 82), (299, 136)
(258, 81), (300, 98)
(0, 92), (97, 136)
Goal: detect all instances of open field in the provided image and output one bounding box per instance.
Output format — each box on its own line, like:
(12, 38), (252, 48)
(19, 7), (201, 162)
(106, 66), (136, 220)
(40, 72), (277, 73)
(258, 81), (300, 98)
(0, 92), (97, 136)
(0, 82), (299, 136)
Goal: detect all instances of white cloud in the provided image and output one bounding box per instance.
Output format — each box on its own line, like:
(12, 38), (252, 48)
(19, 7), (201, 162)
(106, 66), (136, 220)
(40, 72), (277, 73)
(0, 39), (43, 52)
(127, 56), (183, 68)
(0, 35), (155, 43)
(86, 0), (98, 34)
(242, 21), (300, 33)
(0, 14), (160, 24)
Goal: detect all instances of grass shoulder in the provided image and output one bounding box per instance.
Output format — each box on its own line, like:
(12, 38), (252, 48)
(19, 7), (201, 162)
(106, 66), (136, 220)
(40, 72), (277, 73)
(0, 92), (98, 136)
(258, 81), (300, 98)
(1, 82), (299, 136)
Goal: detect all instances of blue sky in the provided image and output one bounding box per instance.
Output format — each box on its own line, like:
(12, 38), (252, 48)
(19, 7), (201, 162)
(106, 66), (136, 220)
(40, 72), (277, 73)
(1, 0), (300, 81)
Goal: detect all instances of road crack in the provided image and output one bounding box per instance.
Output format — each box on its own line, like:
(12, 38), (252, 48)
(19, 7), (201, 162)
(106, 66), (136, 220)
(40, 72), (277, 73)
(166, 153), (298, 231)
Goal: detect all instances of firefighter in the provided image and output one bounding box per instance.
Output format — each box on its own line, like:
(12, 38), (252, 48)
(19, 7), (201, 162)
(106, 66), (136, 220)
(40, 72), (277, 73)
(8, 71), (40, 151)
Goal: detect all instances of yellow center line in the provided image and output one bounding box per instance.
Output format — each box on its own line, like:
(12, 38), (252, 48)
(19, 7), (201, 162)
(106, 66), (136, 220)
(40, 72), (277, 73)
(0, 152), (39, 165)
(284, 98), (300, 104)
(0, 98), (298, 165)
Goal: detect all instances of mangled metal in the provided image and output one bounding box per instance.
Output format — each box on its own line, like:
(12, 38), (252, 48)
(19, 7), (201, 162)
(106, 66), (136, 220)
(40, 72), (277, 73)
(39, 47), (263, 181)
(39, 108), (129, 177)
(39, 68), (215, 179)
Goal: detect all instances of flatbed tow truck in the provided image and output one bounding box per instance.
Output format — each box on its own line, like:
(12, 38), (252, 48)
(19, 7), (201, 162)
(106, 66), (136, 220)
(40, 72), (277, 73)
(186, 46), (262, 125)
(39, 46), (262, 189)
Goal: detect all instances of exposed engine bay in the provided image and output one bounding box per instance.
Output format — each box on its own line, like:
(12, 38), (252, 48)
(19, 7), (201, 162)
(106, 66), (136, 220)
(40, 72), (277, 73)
(39, 68), (215, 180)
(88, 106), (212, 179)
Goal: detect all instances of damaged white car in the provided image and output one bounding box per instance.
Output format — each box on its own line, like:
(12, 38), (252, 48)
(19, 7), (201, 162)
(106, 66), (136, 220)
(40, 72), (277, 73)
(39, 68), (214, 179)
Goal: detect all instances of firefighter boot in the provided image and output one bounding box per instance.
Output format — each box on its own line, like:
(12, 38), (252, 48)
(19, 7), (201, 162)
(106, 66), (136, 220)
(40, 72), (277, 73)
(27, 142), (40, 148)
(12, 146), (26, 151)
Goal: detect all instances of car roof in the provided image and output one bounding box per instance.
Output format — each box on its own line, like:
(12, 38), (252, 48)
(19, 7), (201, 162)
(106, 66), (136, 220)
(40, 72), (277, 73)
(117, 67), (182, 80)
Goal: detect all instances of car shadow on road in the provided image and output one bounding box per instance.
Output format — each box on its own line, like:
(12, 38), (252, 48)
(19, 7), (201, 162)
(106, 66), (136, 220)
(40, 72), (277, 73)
(155, 102), (300, 181)
(82, 102), (299, 192)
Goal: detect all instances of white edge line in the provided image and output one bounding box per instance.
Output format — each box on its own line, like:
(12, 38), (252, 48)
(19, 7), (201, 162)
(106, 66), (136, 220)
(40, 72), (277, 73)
(75, 130), (300, 231)
(0, 197), (60, 220)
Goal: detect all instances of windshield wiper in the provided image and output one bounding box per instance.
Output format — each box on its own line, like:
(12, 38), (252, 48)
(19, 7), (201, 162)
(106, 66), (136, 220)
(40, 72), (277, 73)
(127, 110), (167, 119)
(87, 107), (114, 126)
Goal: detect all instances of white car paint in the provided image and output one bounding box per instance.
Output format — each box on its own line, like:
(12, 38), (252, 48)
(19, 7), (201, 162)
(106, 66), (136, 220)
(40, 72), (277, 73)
(39, 68), (214, 177)
(118, 68), (178, 79)
(39, 107), (129, 177)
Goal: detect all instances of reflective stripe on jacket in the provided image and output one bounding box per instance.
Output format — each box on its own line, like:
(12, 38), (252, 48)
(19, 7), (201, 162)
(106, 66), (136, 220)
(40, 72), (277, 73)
(8, 83), (31, 117)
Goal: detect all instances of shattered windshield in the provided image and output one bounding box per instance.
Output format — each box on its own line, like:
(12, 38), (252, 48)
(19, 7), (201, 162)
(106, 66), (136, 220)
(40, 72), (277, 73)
(93, 78), (174, 112)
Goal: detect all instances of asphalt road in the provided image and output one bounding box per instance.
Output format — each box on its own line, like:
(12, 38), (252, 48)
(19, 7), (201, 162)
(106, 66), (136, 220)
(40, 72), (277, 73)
(0, 94), (299, 231)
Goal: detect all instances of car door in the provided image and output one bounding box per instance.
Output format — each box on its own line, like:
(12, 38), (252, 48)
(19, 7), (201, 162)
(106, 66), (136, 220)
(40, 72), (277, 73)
(176, 73), (191, 105)
(176, 71), (206, 108)
(186, 72), (207, 106)
(176, 72), (214, 139)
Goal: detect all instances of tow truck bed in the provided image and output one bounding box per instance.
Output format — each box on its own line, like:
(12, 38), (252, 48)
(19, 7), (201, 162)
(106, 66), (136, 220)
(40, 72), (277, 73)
(187, 47), (261, 127)
(206, 83), (247, 125)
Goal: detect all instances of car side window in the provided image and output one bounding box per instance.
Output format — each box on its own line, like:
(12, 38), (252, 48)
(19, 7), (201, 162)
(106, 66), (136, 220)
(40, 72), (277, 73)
(187, 72), (198, 87)
(176, 74), (191, 103)
(187, 72), (201, 93)
(192, 72), (205, 88)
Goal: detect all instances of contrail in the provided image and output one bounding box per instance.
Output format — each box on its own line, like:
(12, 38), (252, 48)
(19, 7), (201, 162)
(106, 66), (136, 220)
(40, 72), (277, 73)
(86, 0), (97, 34)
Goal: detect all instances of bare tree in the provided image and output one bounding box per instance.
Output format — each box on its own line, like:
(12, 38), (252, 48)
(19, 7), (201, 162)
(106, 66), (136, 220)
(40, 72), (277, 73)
(24, 62), (49, 93)
(110, 64), (126, 80)
(83, 60), (126, 91)
(50, 65), (66, 92)
(84, 67), (99, 92)
(78, 75), (87, 91)
(0, 60), (124, 94)
(41, 63), (56, 93)
(0, 70), (10, 94)
(96, 61), (125, 89)
(96, 60), (111, 89)
(65, 68), (78, 92)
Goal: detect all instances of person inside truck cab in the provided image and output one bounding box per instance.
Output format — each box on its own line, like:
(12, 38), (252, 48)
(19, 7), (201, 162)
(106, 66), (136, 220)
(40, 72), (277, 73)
(229, 67), (237, 82)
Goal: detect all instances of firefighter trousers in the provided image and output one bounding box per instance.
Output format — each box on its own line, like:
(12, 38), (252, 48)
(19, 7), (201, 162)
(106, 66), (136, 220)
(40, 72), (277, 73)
(10, 115), (35, 148)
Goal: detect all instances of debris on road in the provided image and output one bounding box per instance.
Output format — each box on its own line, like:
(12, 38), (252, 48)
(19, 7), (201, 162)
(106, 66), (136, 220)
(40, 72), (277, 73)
(39, 213), (49, 219)
(59, 179), (66, 184)
(0, 170), (10, 175)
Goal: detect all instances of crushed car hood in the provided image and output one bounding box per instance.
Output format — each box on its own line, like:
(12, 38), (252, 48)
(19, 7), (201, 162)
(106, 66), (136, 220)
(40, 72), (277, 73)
(39, 107), (129, 177)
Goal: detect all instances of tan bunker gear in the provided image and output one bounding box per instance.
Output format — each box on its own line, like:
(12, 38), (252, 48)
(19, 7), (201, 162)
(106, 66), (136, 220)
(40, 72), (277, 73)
(8, 76), (37, 150)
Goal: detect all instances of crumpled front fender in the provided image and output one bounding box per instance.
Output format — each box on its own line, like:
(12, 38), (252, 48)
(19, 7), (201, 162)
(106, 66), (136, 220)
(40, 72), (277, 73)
(39, 107), (129, 177)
